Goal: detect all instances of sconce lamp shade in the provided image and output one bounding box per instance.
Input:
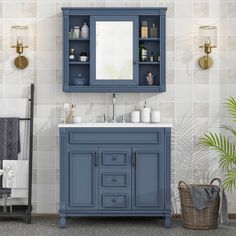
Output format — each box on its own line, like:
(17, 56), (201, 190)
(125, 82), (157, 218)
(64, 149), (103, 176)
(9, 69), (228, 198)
(199, 26), (217, 48)
(11, 26), (29, 48)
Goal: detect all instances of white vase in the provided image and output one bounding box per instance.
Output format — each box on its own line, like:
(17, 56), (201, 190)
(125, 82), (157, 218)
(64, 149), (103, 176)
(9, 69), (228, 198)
(81, 22), (89, 38)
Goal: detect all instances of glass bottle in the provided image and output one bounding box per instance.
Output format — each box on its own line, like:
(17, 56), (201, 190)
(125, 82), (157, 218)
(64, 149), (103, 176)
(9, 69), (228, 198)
(150, 24), (158, 38)
(69, 48), (77, 61)
(141, 21), (148, 38)
(139, 42), (147, 62)
(150, 51), (154, 62)
(81, 21), (89, 38)
(69, 28), (74, 39)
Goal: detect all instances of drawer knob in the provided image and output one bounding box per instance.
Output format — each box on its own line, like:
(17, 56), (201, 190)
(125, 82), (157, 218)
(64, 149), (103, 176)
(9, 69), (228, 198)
(112, 156), (117, 161)
(112, 178), (117, 182)
(111, 199), (117, 203)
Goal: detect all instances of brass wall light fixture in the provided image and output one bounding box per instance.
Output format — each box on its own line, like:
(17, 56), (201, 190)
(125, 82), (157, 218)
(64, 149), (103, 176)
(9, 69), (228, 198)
(199, 26), (217, 70)
(11, 26), (29, 69)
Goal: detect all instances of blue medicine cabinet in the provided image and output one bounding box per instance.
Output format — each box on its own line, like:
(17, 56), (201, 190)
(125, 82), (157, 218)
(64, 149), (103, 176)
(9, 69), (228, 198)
(62, 8), (167, 92)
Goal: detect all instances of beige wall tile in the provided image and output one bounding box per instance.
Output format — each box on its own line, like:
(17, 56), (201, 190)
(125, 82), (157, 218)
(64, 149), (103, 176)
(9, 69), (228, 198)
(228, 3), (236, 18)
(22, 2), (37, 18)
(193, 102), (209, 118)
(193, 2), (209, 18)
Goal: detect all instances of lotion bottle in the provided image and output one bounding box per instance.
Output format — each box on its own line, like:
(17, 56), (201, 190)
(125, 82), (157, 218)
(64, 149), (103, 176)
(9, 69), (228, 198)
(141, 101), (151, 123)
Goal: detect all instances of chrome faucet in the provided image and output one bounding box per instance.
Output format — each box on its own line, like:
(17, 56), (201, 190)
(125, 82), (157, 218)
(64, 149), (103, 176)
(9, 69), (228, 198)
(112, 93), (116, 123)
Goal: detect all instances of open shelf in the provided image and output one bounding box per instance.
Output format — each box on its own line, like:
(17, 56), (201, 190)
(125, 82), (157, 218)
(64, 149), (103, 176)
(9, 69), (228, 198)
(139, 38), (160, 41)
(69, 62), (90, 64)
(139, 62), (160, 65)
(69, 38), (90, 41)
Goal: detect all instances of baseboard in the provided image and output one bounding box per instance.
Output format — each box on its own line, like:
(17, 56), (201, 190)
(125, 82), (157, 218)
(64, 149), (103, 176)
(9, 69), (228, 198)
(172, 213), (236, 219)
(32, 213), (236, 219)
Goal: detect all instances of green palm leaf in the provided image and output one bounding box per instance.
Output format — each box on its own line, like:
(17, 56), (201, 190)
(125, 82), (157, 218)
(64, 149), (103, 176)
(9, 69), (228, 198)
(199, 132), (236, 191)
(221, 125), (236, 138)
(225, 96), (236, 122)
(224, 168), (236, 191)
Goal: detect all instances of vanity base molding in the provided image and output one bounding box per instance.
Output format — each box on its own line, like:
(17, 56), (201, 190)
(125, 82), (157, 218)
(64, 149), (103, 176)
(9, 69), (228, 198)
(59, 127), (171, 228)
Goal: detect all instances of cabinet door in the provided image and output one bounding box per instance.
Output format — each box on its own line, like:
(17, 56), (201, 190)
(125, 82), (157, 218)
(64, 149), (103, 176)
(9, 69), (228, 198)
(67, 148), (98, 210)
(90, 15), (139, 86)
(132, 147), (164, 210)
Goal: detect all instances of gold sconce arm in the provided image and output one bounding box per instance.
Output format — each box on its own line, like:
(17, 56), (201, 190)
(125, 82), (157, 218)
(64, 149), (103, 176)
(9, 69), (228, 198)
(198, 25), (217, 70)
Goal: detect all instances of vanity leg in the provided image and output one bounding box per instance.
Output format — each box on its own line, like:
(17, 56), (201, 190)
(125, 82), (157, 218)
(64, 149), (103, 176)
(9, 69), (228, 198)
(164, 215), (171, 228)
(59, 215), (66, 228)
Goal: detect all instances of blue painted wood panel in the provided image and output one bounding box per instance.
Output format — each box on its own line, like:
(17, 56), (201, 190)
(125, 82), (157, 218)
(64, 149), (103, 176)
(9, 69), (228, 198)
(67, 128), (164, 145)
(132, 147), (164, 210)
(68, 149), (98, 210)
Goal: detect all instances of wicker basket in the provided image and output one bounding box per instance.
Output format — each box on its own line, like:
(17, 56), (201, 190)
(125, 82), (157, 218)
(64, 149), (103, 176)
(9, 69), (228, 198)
(178, 178), (221, 230)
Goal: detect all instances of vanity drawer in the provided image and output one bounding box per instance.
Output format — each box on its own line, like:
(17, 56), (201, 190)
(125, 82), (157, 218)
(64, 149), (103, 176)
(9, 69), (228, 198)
(101, 193), (129, 209)
(67, 129), (164, 145)
(101, 151), (129, 166)
(101, 172), (130, 187)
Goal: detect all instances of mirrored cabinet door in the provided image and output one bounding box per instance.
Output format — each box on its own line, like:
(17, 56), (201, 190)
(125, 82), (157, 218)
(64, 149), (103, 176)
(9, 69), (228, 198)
(90, 16), (139, 86)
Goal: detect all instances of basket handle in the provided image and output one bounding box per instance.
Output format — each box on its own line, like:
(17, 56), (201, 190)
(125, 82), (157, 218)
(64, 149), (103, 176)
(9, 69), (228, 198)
(178, 181), (188, 188)
(210, 178), (221, 186)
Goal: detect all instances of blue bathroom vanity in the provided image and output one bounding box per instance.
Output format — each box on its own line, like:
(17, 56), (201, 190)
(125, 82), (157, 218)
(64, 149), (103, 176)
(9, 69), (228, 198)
(59, 123), (171, 228)
(62, 8), (167, 92)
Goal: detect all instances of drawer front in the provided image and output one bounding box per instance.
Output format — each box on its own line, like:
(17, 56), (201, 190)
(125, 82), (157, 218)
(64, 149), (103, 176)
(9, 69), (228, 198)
(102, 151), (129, 166)
(101, 193), (129, 209)
(67, 128), (164, 145)
(101, 172), (130, 187)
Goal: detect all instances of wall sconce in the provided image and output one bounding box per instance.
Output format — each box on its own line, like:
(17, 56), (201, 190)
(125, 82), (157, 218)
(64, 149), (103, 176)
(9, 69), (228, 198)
(199, 26), (217, 70)
(11, 26), (29, 69)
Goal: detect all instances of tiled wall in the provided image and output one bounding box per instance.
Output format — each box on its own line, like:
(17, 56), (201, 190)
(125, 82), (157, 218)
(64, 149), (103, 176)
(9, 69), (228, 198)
(0, 0), (235, 214)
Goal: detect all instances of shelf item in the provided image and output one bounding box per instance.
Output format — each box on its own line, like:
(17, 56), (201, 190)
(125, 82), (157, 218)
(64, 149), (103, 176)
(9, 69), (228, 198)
(62, 8), (167, 92)
(150, 24), (158, 38)
(141, 20), (148, 38)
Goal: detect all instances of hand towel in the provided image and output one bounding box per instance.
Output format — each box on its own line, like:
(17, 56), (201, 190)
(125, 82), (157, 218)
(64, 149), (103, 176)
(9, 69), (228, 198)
(189, 185), (220, 210)
(0, 98), (29, 160)
(0, 118), (20, 161)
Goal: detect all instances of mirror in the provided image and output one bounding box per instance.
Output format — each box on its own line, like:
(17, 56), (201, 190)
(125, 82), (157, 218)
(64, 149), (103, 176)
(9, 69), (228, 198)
(96, 21), (133, 80)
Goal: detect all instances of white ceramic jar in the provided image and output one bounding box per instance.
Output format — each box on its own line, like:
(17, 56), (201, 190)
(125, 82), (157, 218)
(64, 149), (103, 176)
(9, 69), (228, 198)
(73, 26), (80, 39)
(81, 22), (89, 38)
(151, 110), (160, 123)
(131, 111), (140, 123)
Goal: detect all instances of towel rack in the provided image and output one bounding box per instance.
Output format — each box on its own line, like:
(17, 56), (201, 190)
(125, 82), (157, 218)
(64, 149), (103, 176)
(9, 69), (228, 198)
(0, 84), (34, 224)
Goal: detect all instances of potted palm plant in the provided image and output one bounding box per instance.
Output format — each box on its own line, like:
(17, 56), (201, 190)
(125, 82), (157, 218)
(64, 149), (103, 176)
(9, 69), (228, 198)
(200, 97), (236, 191)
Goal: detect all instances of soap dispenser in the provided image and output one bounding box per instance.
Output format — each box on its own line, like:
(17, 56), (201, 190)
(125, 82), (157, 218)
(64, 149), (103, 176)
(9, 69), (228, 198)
(141, 101), (151, 123)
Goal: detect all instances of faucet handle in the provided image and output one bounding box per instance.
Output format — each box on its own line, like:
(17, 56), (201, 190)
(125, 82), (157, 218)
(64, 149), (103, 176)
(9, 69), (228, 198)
(121, 115), (125, 123)
(103, 114), (107, 123)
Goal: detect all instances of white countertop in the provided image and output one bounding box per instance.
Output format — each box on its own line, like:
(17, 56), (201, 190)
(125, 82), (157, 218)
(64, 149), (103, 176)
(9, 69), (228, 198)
(58, 122), (172, 128)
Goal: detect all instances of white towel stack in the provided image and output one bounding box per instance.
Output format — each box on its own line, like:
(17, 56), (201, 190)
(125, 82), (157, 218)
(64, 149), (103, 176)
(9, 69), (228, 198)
(2, 160), (28, 198)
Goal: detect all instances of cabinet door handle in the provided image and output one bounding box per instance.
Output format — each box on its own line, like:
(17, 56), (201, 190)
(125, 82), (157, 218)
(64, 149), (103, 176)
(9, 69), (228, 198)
(132, 152), (137, 166)
(94, 152), (98, 167)
(112, 178), (117, 182)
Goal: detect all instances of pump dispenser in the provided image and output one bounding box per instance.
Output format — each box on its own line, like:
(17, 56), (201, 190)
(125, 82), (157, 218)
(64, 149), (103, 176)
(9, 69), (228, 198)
(141, 101), (151, 123)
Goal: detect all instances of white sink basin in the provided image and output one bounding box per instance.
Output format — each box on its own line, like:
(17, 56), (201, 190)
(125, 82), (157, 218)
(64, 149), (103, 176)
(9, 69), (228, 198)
(58, 122), (172, 128)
